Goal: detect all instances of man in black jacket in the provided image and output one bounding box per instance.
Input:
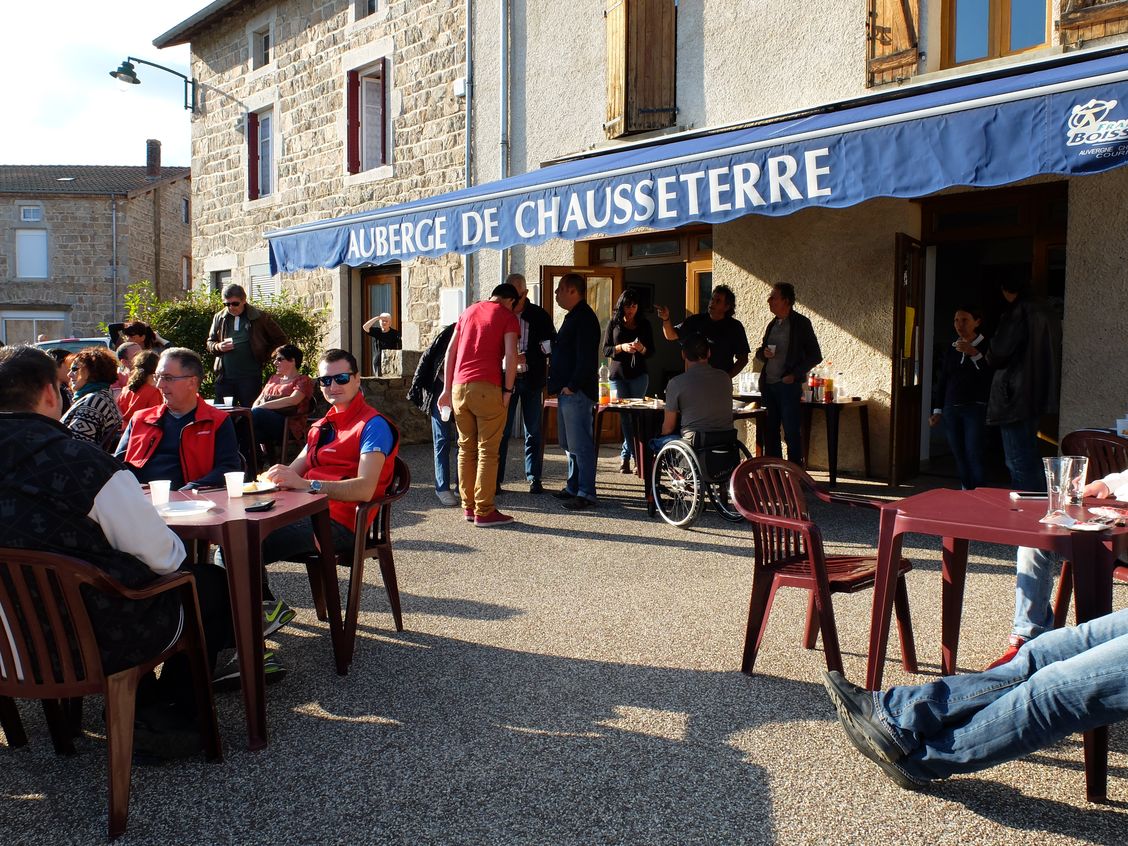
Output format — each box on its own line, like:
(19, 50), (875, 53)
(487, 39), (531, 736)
(497, 273), (556, 495)
(548, 273), (601, 510)
(407, 323), (459, 505)
(756, 283), (822, 464)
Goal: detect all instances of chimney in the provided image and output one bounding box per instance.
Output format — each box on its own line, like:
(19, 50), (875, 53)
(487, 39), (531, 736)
(146, 139), (161, 178)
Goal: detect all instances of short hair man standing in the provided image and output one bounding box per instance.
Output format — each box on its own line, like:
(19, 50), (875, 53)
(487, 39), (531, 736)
(656, 285), (750, 377)
(437, 284), (520, 526)
(650, 333), (734, 453)
(115, 347), (242, 490)
(756, 283), (822, 463)
(361, 312), (403, 376)
(497, 273), (556, 495)
(206, 283), (288, 408)
(549, 273), (602, 510)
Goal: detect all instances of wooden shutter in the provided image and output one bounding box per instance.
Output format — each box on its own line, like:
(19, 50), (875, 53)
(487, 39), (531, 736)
(346, 70), (361, 174)
(605, 0), (677, 139)
(1059, 0), (1128, 46)
(247, 111), (260, 200)
(866, 0), (920, 87)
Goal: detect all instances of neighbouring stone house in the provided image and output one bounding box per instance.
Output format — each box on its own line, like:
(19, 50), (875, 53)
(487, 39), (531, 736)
(0, 140), (191, 343)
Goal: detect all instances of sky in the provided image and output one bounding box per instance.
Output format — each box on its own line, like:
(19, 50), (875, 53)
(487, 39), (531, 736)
(0, 1), (208, 167)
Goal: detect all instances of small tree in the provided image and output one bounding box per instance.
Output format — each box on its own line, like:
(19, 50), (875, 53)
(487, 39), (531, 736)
(120, 280), (329, 397)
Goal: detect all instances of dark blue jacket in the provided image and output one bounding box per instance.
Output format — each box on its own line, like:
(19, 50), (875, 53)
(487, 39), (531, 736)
(549, 300), (601, 402)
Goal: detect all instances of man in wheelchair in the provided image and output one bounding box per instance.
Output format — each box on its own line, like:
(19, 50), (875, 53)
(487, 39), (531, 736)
(649, 334), (750, 526)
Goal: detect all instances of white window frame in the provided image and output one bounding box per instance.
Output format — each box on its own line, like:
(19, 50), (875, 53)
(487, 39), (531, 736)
(181, 256), (192, 291)
(245, 9), (277, 76)
(0, 310), (67, 345)
(342, 38), (397, 187)
(19, 205), (42, 223)
(257, 108), (274, 197)
(243, 87), (281, 209)
(15, 229), (48, 279)
(349, 0), (389, 29)
(249, 262), (280, 304)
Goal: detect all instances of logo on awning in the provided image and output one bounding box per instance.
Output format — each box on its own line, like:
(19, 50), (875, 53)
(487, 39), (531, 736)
(1066, 98), (1128, 146)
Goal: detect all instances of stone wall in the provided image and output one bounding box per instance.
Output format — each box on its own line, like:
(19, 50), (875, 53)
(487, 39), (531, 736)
(359, 349), (429, 444)
(125, 176), (193, 303)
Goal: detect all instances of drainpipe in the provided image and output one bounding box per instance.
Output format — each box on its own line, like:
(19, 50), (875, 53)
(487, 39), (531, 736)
(110, 195), (119, 325)
(498, 0), (509, 285)
(463, 0), (475, 308)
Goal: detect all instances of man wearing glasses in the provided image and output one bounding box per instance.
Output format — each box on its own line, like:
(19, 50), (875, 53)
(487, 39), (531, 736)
(206, 283), (288, 408)
(115, 348), (242, 490)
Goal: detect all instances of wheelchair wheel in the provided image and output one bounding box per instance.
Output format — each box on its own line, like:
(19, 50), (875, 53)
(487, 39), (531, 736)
(706, 441), (753, 523)
(652, 440), (704, 528)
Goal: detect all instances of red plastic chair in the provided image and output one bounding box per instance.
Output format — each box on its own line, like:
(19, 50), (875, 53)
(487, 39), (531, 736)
(0, 548), (221, 839)
(1052, 429), (1128, 627)
(729, 457), (917, 675)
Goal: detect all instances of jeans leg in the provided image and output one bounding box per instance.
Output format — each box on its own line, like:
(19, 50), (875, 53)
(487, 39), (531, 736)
(1013, 546), (1058, 640)
(882, 609), (1128, 780)
(431, 403), (457, 492)
(943, 405), (971, 489)
(559, 392), (597, 500)
(518, 380), (544, 481)
(1000, 417), (1045, 492)
(778, 382), (804, 463)
(613, 375), (648, 460)
(497, 387), (521, 486)
(251, 407), (286, 448)
(762, 383), (784, 459)
(962, 404), (987, 489)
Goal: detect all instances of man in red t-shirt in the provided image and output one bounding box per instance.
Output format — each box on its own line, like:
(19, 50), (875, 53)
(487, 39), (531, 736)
(437, 283), (519, 526)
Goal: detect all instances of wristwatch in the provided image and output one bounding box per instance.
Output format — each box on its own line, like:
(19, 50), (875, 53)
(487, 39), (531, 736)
(308, 479), (323, 494)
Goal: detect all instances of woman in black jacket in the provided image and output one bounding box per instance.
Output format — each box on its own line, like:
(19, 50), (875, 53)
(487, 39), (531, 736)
(930, 306), (992, 489)
(408, 324), (459, 505)
(602, 288), (655, 473)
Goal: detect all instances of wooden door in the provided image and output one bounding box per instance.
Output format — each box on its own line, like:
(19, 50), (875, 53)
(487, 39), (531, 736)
(889, 233), (924, 485)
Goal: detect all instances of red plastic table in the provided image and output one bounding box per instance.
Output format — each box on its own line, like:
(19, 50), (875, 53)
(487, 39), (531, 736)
(866, 487), (1128, 800)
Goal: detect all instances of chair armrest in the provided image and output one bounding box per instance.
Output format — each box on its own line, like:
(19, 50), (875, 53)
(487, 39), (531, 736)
(108, 570), (197, 602)
(741, 511), (815, 535)
(824, 492), (889, 511)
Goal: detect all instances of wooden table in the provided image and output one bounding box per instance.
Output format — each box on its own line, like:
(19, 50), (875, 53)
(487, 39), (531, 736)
(866, 487), (1128, 800)
(152, 487), (346, 750)
(734, 393), (870, 485)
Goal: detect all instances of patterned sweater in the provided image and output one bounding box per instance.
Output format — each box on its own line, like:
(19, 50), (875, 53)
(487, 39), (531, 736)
(61, 386), (123, 452)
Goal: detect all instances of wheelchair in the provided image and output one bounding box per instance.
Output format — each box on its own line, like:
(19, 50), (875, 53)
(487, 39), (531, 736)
(650, 429), (752, 528)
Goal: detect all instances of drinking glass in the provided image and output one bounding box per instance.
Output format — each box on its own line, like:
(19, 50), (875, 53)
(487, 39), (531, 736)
(1062, 455), (1089, 505)
(1043, 457), (1072, 517)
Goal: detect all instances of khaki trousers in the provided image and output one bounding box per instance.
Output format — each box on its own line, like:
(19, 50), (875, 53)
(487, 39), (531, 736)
(452, 381), (507, 516)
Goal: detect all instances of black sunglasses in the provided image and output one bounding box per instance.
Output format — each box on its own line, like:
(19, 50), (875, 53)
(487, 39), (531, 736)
(317, 372), (355, 387)
(224, 300), (244, 307)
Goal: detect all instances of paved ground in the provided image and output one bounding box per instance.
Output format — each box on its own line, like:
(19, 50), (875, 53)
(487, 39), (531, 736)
(3, 442), (1127, 845)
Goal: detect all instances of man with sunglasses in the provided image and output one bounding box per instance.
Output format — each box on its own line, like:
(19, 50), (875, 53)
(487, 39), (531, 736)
(205, 284), (288, 408)
(115, 348), (242, 490)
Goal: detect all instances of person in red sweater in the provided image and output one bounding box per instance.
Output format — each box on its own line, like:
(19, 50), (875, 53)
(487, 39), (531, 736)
(117, 349), (163, 425)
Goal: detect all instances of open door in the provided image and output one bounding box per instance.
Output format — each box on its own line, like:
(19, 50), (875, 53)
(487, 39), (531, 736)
(889, 233), (924, 486)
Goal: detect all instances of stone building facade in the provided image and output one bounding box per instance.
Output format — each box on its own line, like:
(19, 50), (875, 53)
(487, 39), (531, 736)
(0, 141), (190, 343)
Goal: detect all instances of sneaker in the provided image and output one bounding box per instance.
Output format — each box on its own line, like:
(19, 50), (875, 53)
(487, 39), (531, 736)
(436, 489), (458, 506)
(619, 458), (632, 474)
(213, 651), (287, 693)
(262, 599), (296, 637)
(562, 496), (596, 511)
(528, 479), (543, 494)
(552, 489), (576, 501)
(475, 510), (515, 527)
(464, 508), (475, 522)
(986, 636), (1026, 670)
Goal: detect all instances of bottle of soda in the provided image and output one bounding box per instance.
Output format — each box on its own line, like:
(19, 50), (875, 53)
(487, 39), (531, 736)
(598, 360), (611, 405)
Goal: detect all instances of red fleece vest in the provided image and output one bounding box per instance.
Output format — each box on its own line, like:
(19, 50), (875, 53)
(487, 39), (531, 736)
(123, 397), (229, 483)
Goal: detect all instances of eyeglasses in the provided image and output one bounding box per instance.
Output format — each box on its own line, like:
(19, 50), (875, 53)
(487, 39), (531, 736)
(224, 301), (244, 308)
(153, 373), (196, 383)
(272, 356), (289, 363)
(317, 372), (355, 387)
(68, 364), (80, 373)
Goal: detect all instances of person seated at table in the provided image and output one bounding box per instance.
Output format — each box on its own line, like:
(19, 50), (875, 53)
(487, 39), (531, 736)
(113, 341), (141, 400)
(987, 468), (1128, 669)
(251, 343), (314, 462)
(649, 333), (734, 453)
(62, 346), (124, 452)
(0, 345), (232, 756)
(117, 350), (162, 425)
(823, 606), (1128, 790)
(114, 347), (242, 491)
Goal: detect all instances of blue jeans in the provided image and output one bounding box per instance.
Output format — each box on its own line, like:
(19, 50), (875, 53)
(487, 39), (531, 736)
(942, 403), (987, 490)
(497, 377), (544, 484)
(762, 380), (803, 463)
(877, 608), (1128, 782)
(430, 402), (459, 493)
(251, 406), (287, 446)
(557, 391), (597, 501)
(649, 433), (681, 453)
(999, 416), (1045, 492)
(611, 374), (648, 460)
(1012, 546), (1058, 640)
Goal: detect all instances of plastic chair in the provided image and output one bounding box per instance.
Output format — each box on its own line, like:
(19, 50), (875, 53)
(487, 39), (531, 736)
(0, 548), (221, 839)
(1052, 429), (1128, 627)
(299, 456), (411, 670)
(728, 457), (917, 675)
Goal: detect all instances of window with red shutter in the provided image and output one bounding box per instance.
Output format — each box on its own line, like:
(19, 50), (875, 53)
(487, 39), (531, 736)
(346, 59), (390, 174)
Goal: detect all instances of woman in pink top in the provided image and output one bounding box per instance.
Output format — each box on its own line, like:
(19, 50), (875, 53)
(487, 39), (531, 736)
(252, 344), (315, 457)
(116, 350), (162, 425)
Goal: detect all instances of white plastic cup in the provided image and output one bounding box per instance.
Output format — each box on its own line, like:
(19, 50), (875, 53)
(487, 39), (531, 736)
(766, 344), (777, 356)
(223, 396), (235, 407)
(149, 480), (171, 507)
(205, 398), (216, 406)
(439, 404), (452, 422)
(609, 386), (620, 403)
(225, 471), (245, 498)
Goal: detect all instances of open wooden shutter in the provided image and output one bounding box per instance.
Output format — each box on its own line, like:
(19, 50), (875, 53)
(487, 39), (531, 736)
(346, 70), (361, 174)
(866, 0), (920, 87)
(1059, 0), (1128, 47)
(246, 111), (260, 200)
(605, 0), (677, 139)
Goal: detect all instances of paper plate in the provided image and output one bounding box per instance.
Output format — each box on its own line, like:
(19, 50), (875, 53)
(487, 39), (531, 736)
(243, 480), (278, 494)
(1069, 521), (1108, 532)
(157, 500), (215, 517)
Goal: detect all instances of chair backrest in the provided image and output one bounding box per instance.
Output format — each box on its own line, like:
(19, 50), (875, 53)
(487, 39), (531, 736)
(1061, 429), (1128, 482)
(362, 455), (412, 548)
(0, 548), (111, 699)
(691, 429), (741, 481)
(729, 457), (817, 567)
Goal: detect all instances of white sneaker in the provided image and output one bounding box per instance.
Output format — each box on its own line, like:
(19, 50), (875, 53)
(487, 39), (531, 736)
(436, 489), (458, 506)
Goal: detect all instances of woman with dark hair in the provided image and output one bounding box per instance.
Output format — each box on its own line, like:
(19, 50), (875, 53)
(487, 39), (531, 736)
(252, 344), (315, 458)
(929, 306), (992, 490)
(62, 346), (123, 451)
(121, 320), (169, 352)
(46, 347), (73, 413)
(602, 288), (655, 473)
(117, 350), (163, 425)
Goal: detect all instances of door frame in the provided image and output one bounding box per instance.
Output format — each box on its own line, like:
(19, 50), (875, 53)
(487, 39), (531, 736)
(889, 232), (925, 486)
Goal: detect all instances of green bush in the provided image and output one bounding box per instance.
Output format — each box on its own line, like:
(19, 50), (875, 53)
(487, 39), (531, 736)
(120, 280), (329, 397)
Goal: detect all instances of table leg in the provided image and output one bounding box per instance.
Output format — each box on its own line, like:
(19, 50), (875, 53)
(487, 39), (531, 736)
(311, 508), (348, 675)
(858, 405), (872, 478)
(825, 404), (842, 486)
(801, 405), (812, 468)
(865, 509), (903, 690)
(221, 521), (267, 751)
(939, 537), (970, 677)
(1070, 533), (1115, 802)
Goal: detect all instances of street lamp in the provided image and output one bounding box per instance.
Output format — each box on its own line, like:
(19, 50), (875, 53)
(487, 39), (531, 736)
(110, 57), (198, 113)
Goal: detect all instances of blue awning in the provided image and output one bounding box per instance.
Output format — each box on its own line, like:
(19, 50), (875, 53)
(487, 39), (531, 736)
(267, 51), (1128, 274)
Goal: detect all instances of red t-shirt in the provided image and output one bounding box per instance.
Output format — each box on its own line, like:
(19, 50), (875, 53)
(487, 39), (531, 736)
(452, 301), (519, 387)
